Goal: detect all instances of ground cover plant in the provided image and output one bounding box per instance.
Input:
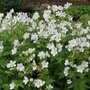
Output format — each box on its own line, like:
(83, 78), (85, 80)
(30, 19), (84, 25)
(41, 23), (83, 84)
(0, 2), (90, 90)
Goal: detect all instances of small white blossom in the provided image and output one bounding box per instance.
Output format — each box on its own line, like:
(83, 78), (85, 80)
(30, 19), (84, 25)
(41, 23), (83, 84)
(76, 61), (89, 73)
(31, 33), (38, 43)
(38, 51), (46, 59)
(64, 59), (69, 66)
(16, 63), (25, 71)
(67, 79), (72, 84)
(46, 84), (53, 90)
(34, 79), (45, 88)
(0, 41), (3, 52)
(23, 76), (29, 85)
(64, 2), (72, 9)
(64, 66), (70, 76)
(10, 82), (15, 90)
(33, 65), (37, 71)
(11, 47), (17, 55)
(32, 12), (39, 20)
(88, 21), (90, 25)
(13, 40), (19, 46)
(43, 10), (51, 21)
(41, 61), (49, 69)
(7, 60), (16, 69)
(52, 5), (58, 12)
(23, 32), (30, 39)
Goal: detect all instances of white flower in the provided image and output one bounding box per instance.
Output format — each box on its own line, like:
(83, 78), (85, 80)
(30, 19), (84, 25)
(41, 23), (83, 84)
(52, 5), (58, 12)
(75, 23), (82, 28)
(10, 82), (15, 90)
(11, 47), (17, 55)
(77, 61), (89, 73)
(64, 2), (72, 9)
(38, 51), (46, 59)
(7, 60), (16, 69)
(23, 32), (30, 39)
(43, 10), (51, 21)
(88, 21), (90, 25)
(41, 61), (49, 69)
(33, 65), (37, 71)
(31, 33), (38, 43)
(64, 66), (70, 76)
(32, 60), (37, 70)
(13, 40), (19, 46)
(16, 63), (25, 71)
(23, 76), (29, 85)
(46, 84), (53, 90)
(56, 44), (62, 52)
(86, 34), (90, 40)
(28, 48), (35, 54)
(47, 5), (50, 9)
(34, 79), (45, 88)
(56, 11), (66, 17)
(0, 41), (3, 52)
(32, 12), (39, 20)
(64, 59), (69, 66)
(10, 9), (14, 13)
(67, 79), (72, 84)
(58, 5), (63, 11)
(47, 43), (58, 56)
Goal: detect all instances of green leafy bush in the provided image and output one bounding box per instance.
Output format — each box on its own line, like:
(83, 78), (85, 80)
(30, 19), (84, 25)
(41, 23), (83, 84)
(0, 3), (90, 90)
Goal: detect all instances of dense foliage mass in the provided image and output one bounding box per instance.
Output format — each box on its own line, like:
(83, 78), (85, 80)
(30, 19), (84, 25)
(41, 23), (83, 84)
(0, 3), (90, 90)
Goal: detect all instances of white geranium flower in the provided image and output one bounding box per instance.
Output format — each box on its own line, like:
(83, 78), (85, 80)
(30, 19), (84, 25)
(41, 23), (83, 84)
(56, 44), (62, 52)
(77, 61), (89, 73)
(0, 41), (3, 52)
(34, 79), (45, 88)
(16, 63), (25, 71)
(46, 84), (53, 90)
(64, 66), (70, 76)
(58, 5), (63, 11)
(75, 23), (82, 29)
(10, 9), (14, 13)
(67, 79), (72, 84)
(88, 21), (90, 25)
(47, 43), (58, 56)
(23, 76), (29, 85)
(10, 82), (15, 90)
(33, 65), (37, 71)
(32, 60), (37, 70)
(56, 11), (66, 17)
(43, 10), (51, 21)
(28, 48), (35, 54)
(31, 33), (38, 43)
(32, 12), (39, 20)
(7, 60), (16, 69)
(38, 51), (46, 59)
(11, 47), (17, 55)
(86, 34), (90, 40)
(52, 5), (58, 12)
(23, 32), (30, 39)
(64, 59), (69, 66)
(41, 61), (49, 69)
(13, 40), (19, 46)
(64, 2), (72, 9)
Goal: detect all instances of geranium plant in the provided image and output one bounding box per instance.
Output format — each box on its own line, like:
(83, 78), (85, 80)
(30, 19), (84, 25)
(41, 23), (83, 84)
(0, 2), (90, 90)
